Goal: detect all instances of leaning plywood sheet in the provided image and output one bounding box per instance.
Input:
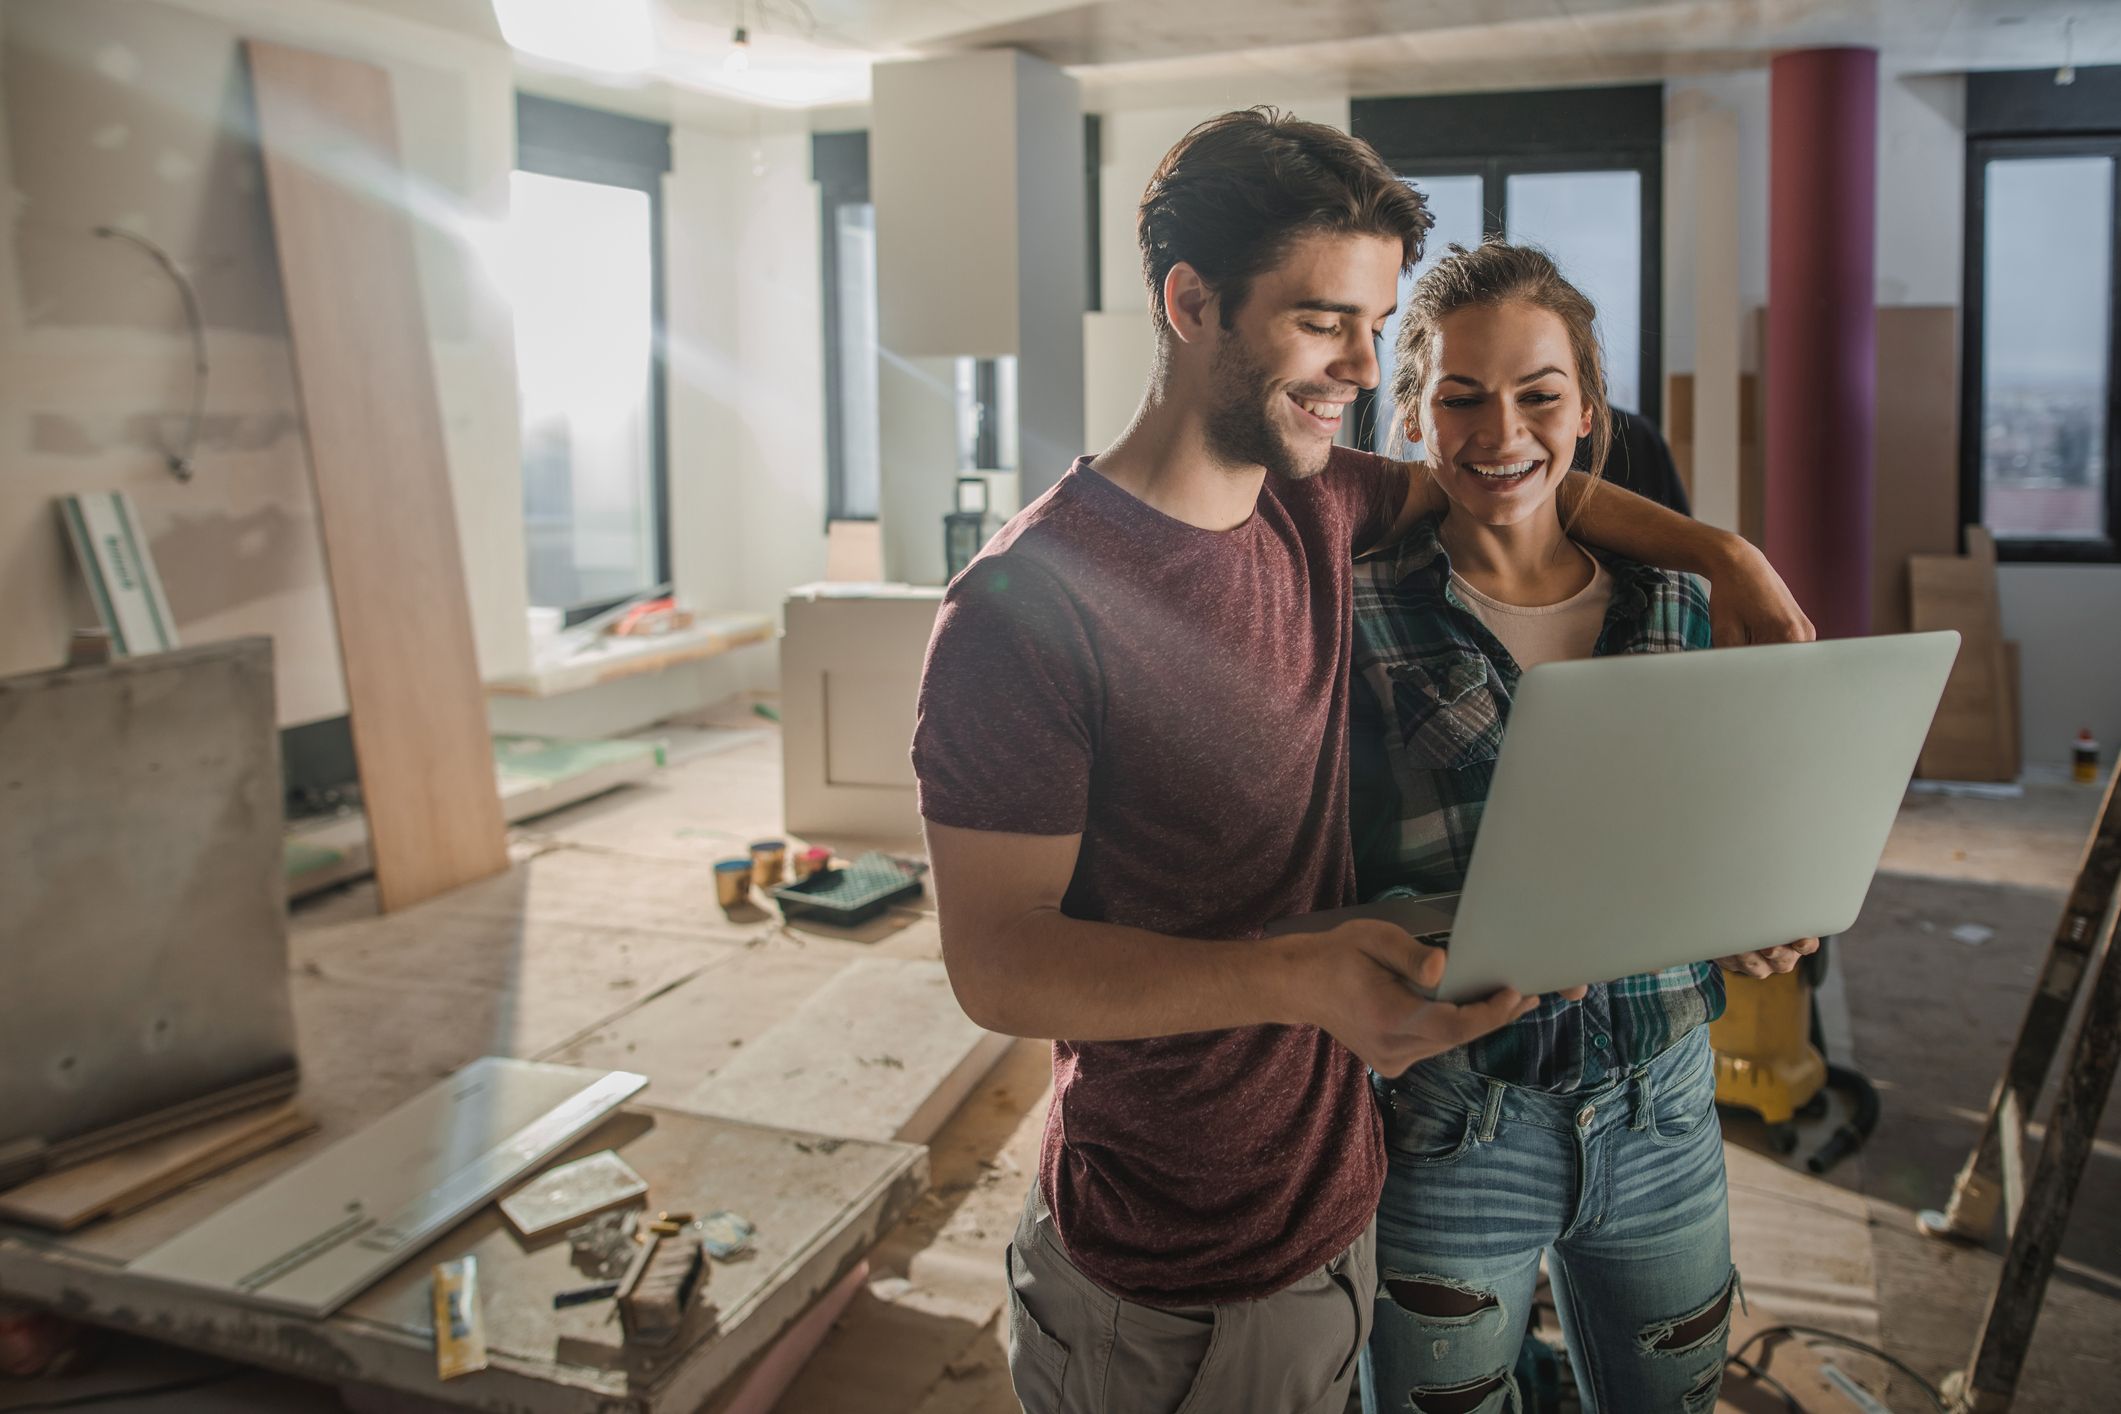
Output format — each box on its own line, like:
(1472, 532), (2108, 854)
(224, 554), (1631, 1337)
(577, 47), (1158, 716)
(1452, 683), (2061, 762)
(130, 1059), (645, 1317)
(0, 1108), (926, 1414)
(681, 957), (1012, 1145)
(246, 39), (506, 912)
(0, 639), (297, 1187)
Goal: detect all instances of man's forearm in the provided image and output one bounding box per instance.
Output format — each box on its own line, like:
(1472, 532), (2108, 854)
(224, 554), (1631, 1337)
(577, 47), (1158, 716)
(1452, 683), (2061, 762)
(1557, 471), (1744, 576)
(945, 909), (1308, 1042)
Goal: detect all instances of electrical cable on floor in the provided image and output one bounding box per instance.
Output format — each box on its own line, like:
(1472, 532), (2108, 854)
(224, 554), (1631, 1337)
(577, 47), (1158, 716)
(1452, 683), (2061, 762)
(1728, 1324), (1949, 1412)
(2, 1368), (251, 1411)
(1725, 1352), (1803, 1412)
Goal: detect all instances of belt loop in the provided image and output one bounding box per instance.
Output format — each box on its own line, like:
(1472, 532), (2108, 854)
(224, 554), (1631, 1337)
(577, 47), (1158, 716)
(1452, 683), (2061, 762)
(1629, 1064), (1655, 1132)
(1478, 1079), (1504, 1143)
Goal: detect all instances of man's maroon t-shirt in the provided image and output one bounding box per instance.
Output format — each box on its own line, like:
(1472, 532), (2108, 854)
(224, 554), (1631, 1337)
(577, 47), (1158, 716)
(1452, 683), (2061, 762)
(911, 447), (1399, 1306)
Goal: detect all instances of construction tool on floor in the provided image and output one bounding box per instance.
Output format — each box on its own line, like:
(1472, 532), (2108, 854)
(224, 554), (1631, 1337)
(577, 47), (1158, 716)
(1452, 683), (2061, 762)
(618, 1228), (708, 1345)
(1710, 946), (1880, 1171)
(1915, 763), (2121, 1413)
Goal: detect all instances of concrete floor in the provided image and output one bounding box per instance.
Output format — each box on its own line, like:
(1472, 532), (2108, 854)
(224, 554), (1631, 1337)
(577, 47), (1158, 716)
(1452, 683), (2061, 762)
(3, 713), (2109, 1413)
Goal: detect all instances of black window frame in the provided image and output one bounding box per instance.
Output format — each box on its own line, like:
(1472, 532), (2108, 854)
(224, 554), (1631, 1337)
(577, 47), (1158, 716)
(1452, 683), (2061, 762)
(1961, 66), (2121, 564)
(514, 93), (674, 625)
(1350, 85), (1664, 454)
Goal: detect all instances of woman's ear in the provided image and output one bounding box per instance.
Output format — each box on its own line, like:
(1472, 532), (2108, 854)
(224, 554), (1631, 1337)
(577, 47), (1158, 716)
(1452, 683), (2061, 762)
(1577, 404), (1593, 439)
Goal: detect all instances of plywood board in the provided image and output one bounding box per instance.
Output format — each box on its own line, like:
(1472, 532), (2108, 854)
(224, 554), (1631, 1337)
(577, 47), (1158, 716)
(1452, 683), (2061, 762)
(681, 958), (1011, 1145)
(1870, 307), (1962, 635)
(0, 1103), (313, 1232)
(1912, 531), (2018, 781)
(246, 40), (506, 912)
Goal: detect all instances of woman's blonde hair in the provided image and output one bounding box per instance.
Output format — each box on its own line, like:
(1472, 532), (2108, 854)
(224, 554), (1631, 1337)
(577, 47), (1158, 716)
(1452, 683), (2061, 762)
(1388, 239), (1612, 500)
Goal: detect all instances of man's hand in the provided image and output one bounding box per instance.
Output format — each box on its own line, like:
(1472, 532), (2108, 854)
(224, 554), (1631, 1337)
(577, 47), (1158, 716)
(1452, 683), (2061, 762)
(1715, 937), (1820, 979)
(1290, 919), (1540, 1077)
(1706, 537), (1816, 647)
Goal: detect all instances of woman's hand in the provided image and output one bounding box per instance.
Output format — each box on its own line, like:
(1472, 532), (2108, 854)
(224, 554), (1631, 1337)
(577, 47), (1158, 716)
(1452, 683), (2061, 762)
(1715, 937), (1820, 979)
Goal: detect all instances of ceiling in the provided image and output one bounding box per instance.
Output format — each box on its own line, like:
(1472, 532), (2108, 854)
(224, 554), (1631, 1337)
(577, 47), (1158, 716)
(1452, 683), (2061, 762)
(353, 1), (2121, 112)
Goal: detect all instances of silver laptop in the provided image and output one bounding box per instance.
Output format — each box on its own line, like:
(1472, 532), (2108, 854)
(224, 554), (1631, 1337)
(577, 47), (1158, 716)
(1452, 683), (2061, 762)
(1270, 632), (1961, 1004)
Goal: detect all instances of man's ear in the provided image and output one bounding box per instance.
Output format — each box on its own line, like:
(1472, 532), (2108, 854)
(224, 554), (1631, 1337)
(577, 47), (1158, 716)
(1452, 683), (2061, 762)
(1163, 262), (1217, 344)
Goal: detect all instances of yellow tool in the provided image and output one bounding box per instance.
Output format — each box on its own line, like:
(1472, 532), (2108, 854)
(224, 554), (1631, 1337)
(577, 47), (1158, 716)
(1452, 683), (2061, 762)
(1710, 969), (1827, 1154)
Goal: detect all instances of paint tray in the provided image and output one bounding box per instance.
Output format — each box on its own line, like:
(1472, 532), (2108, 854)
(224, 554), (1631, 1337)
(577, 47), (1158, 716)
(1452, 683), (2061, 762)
(770, 852), (924, 927)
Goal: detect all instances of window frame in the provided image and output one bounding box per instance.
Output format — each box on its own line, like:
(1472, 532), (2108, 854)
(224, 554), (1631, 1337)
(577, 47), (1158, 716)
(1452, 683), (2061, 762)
(1350, 86), (1664, 454)
(514, 94), (674, 625)
(1960, 65), (2121, 563)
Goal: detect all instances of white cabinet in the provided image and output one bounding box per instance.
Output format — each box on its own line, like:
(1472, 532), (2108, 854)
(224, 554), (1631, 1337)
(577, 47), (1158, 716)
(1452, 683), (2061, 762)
(780, 584), (945, 841)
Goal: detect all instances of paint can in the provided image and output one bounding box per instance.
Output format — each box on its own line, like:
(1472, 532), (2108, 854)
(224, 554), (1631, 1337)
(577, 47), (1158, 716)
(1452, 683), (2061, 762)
(750, 839), (787, 888)
(2075, 728), (2100, 784)
(793, 846), (833, 881)
(714, 859), (752, 911)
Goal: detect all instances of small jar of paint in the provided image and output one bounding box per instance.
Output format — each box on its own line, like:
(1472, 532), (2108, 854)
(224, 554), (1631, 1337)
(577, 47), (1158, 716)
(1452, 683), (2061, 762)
(750, 839), (788, 888)
(714, 859), (752, 910)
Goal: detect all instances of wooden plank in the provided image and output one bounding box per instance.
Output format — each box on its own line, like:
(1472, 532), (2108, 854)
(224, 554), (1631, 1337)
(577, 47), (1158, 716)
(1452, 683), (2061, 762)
(681, 958), (1011, 1145)
(485, 616), (775, 699)
(0, 1103), (313, 1232)
(246, 40), (506, 912)
(1870, 307), (1961, 635)
(1912, 529), (2018, 782)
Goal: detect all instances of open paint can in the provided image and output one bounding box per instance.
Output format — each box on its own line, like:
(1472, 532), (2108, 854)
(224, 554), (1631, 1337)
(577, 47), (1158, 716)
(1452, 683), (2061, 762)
(749, 839), (787, 888)
(714, 859), (752, 910)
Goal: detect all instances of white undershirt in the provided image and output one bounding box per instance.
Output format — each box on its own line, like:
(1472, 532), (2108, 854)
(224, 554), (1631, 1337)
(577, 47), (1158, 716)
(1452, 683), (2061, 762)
(1450, 557), (1614, 670)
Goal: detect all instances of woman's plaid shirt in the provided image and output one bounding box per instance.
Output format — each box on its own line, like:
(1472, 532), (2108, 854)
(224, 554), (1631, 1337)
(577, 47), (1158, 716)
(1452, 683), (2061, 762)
(1348, 514), (1725, 1093)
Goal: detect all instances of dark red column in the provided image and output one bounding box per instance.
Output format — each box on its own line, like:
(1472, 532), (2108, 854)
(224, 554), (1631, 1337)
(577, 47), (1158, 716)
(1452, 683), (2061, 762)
(1766, 47), (1878, 638)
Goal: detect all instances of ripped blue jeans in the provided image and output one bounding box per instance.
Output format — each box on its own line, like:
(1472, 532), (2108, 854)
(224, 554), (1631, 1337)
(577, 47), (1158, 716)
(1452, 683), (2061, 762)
(1362, 1026), (1736, 1414)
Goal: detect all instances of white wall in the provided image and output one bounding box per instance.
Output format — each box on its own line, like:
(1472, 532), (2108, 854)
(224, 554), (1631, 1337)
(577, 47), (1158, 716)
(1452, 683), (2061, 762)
(0, 0), (833, 741)
(1082, 93), (1353, 468)
(0, 0), (526, 725)
(1999, 565), (2121, 770)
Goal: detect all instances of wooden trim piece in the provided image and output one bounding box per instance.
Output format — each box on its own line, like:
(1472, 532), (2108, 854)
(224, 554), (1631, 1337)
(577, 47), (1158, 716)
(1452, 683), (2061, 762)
(246, 40), (508, 911)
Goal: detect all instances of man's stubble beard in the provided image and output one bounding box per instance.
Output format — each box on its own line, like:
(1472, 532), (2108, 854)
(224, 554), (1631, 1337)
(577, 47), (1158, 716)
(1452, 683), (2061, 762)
(1203, 328), (1332, 483)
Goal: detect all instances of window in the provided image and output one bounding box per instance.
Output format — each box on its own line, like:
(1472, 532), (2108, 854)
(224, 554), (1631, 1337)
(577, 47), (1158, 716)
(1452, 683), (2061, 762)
(513, 95), (672, 620)
(1351, 87), (1663, 456)
(816, 132), (879, 522)
(1963, 67), (2121, 561)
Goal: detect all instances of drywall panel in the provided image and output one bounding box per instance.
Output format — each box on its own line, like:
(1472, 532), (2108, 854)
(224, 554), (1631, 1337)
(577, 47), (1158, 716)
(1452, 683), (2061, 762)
(248, 38), (507, 909)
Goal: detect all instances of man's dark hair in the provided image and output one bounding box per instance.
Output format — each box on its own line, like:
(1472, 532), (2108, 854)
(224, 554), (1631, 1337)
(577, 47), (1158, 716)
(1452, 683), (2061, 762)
(1137, 107), (1433, 335)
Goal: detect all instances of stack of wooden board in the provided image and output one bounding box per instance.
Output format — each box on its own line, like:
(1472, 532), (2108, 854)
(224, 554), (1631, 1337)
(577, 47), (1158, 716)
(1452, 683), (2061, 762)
(1911, 528), (2021, 783)
(0, 1104), (314, 1232)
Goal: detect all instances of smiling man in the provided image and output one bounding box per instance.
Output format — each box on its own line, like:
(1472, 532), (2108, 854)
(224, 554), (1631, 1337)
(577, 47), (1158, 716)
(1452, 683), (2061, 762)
(911, 109), (1811, 1414)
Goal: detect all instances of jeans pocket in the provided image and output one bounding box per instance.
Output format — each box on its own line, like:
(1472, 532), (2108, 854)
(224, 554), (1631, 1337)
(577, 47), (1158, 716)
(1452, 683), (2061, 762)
(1383, 1088), (1479, 1165)
(1005, 1244), (1072, 1413)
(1648, 1034), (1718, 1145)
